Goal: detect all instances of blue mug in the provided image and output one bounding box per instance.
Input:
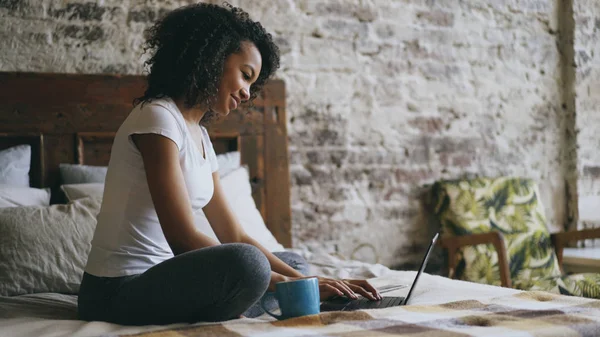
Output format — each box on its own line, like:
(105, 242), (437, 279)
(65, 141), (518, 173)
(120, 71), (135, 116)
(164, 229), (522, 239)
(261, 277), (320, 320)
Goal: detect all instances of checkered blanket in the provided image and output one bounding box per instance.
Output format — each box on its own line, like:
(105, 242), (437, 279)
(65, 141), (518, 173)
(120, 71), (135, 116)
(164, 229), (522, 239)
(120, 291), (600, 337)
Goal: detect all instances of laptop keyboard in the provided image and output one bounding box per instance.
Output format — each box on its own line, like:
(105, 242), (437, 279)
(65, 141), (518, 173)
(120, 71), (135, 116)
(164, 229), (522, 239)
(343, 296), (404, 311)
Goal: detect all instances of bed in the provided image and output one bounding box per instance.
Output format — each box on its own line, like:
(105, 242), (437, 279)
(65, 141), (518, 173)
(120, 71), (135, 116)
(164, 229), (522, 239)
(0, 72), (599, 337)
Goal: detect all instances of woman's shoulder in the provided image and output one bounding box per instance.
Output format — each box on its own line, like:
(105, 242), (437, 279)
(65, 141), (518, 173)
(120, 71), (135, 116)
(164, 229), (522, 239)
(136, 97), (179, 116)
(132, 98), (184, 126)
(122, 97), (186, 150)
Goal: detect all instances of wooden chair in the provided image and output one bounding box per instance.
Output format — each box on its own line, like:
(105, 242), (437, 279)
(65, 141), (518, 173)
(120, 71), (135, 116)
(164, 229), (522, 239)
(430, 177), (600, 298)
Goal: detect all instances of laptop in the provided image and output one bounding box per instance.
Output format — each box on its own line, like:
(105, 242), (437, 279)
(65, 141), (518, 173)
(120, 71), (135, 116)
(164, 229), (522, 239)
(320, 232), (439, 311)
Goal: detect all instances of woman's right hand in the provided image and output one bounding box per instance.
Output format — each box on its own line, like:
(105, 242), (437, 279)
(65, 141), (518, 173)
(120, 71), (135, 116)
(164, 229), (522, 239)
(270, 274), (382, 301)
(316, 276), (382, 301)
(268, 272), (289, 292)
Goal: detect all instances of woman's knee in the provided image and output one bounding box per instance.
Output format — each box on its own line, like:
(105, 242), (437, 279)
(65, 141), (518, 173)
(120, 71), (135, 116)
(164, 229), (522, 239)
(221, 243), (270, 290)
(273, 251), (310, 276)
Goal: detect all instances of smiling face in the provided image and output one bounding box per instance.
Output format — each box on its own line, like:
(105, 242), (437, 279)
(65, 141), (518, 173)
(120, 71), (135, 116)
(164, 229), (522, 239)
(214, 40), (263, 115)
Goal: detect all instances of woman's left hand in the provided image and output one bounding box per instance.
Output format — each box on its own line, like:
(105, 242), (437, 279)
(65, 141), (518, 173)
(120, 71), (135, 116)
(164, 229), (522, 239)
(316, 277), (382, 301)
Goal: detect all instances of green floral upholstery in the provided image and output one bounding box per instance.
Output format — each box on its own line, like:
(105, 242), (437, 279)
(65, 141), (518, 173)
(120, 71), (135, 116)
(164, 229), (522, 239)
(431, 177), (600, 299)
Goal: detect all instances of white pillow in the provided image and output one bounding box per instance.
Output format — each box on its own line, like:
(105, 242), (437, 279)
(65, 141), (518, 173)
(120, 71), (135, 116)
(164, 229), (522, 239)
(0, 145), (31, 187)
(195, 166), (285, 252)
(0, 197), (102, 296)
(0, 185), (51, 208)
(59, 163), (108, 185)
(61, 183), (104, 201)
(216, 151), (241, 177)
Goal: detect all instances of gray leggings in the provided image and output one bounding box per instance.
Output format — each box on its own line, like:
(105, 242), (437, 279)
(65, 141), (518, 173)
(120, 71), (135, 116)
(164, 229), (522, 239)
(77, 243), (309, 325)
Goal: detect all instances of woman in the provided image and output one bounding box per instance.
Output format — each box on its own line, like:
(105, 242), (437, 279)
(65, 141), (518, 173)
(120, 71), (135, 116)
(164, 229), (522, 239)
(78, 3), (381, 325)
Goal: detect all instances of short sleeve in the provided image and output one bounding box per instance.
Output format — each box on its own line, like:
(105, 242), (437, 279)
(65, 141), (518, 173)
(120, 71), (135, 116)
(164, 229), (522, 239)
(201, 126), (219, 173)
(128, 102), (184, 151)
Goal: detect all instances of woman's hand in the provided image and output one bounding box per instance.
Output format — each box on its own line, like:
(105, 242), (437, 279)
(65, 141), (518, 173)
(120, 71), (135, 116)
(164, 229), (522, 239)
(268, 272), (289, 292)
(316, 277), (382, 301)
(270, 274), (382, 301)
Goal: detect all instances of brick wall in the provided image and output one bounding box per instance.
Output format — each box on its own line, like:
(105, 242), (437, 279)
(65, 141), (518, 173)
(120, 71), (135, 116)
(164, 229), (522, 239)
(574, 0), (600, 231)
(0, 0), (588, 268)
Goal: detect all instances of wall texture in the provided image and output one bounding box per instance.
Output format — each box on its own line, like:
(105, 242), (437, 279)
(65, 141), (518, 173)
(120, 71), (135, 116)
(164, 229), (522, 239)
(574, 0), (600, 231)
(0, 0), (588, 268)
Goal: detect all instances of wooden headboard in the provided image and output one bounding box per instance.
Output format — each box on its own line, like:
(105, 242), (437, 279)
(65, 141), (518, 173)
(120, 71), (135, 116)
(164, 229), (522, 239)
(0, 72), (292, 248)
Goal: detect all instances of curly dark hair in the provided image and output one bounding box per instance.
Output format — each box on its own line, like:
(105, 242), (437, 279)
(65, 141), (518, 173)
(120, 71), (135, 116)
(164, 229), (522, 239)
(134, 2), (280, 125)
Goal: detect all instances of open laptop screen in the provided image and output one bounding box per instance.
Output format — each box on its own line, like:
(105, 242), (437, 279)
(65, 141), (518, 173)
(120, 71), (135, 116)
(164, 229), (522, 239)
(403, 232), (439, 305)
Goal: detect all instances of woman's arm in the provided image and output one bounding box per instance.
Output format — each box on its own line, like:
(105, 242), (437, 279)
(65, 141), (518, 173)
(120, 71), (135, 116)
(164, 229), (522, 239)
(132, 133), (220, 255)
(203, 173), (304, 280)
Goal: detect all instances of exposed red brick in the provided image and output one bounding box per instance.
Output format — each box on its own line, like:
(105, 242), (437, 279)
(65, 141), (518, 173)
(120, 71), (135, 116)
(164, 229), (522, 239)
(395, 168), (434, 182)
(439, 153), (449, 166)
(416, 10), (455, 27)
(583, 166), (600, 179)
(452, 154), (473, 168)
(408, 117), (444, 133)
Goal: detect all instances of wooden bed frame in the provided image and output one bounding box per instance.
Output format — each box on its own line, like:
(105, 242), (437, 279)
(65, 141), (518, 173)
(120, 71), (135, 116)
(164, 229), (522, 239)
(0, 71), (292, 248)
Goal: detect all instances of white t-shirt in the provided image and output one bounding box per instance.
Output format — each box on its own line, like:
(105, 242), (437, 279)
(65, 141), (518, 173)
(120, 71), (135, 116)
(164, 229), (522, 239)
(85, 98), (219, 277)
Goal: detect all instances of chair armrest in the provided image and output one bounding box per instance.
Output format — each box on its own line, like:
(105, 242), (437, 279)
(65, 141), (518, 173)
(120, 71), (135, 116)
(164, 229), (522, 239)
(438, 232), (512, 288)
(551, 228), (600, 267)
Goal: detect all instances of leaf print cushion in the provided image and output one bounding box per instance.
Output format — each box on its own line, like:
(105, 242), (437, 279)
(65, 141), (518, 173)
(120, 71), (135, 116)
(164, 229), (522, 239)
(432, 177), (563, 290)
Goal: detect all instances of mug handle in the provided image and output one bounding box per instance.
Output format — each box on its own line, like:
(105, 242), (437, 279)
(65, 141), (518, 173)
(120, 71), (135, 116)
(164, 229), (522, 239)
(260, 292), (283, 320)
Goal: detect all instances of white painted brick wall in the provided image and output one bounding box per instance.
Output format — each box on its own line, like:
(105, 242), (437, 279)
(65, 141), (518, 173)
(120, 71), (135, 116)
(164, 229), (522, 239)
(574, 0), (600, 227)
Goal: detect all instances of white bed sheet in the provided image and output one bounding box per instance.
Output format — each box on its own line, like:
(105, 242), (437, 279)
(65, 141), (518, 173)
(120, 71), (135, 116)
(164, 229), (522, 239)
(0, 250), (520, 337)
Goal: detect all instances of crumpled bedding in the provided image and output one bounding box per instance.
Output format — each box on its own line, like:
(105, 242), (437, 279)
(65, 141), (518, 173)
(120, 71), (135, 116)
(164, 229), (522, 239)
(0, 249), (522, 337)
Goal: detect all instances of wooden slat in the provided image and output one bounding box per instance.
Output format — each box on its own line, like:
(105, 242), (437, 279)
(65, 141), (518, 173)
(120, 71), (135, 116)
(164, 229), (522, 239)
(0, 103), (265, 135)
(42, 134), (75, 203)
(76, 132), (116, 165)
(208, 105), (265, 136)
(210, 135), (238, 155)
(240, 134), (266, 219)
(0, 73), (284, 107)
(264, 86), (292, 248)
(0, 103), (133, 133)
(0, 72), (145, 105)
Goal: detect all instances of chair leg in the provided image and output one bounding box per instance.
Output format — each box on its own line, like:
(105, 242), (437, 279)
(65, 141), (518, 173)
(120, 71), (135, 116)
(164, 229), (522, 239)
(446, 245), (458, 280)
